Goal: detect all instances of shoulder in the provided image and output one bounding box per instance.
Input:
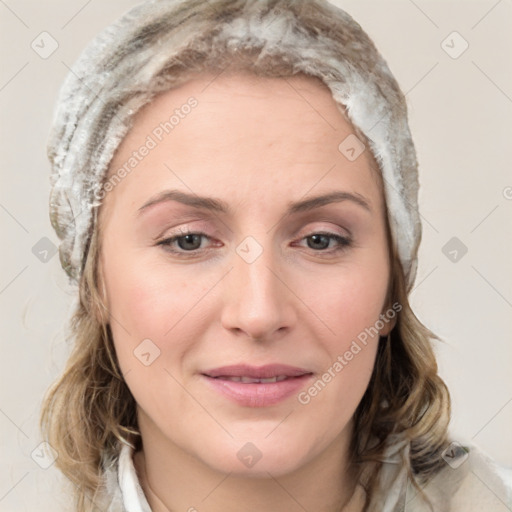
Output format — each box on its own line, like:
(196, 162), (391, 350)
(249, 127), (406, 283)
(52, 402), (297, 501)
(406, 439), (512, 512)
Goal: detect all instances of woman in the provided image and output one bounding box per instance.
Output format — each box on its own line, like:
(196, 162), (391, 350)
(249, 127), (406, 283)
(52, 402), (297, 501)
(40, 1), (511, 511)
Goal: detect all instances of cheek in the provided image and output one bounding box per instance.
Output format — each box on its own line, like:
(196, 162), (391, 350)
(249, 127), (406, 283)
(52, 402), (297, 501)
(103, 251), (214, 369)
(103, 260), (204, 419)
(293, 248), (389, 407)
(295, 267), (385, 430)
(301, 260), (390, 349)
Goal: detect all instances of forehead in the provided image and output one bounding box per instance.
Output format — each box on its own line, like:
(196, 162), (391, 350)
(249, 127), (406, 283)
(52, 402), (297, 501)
(129, 70), (349, 141)
(102, 70), (382, 218)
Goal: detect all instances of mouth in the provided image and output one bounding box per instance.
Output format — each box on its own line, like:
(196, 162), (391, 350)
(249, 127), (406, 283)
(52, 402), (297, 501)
(201, 364), (314, 407)
(211, 375), (291, 383)
(203, 363), (312, 379)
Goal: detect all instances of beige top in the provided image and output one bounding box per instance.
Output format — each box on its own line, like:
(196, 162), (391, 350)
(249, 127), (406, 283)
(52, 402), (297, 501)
(99, 435), (511, 511)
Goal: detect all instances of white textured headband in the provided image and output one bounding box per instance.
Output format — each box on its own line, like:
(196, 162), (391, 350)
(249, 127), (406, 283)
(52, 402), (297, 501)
(48, 0), (421, 290)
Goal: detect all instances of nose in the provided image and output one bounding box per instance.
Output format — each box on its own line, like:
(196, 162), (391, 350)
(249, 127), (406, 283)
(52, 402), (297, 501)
(220, 241), (296, 341)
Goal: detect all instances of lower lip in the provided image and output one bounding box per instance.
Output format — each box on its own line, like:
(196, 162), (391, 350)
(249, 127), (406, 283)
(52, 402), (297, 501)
(202, 374), (313, 407)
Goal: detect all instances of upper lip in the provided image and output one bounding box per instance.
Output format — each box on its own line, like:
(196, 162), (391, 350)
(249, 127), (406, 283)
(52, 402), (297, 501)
(203, 364), (312, 379)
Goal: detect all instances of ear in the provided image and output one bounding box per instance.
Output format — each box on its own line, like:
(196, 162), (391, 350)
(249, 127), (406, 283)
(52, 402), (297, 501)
(378, 317), (396, 336)
(378, 302), (399, 337)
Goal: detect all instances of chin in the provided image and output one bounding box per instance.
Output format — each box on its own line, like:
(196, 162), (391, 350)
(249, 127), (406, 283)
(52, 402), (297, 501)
(191, 432), (315, 478)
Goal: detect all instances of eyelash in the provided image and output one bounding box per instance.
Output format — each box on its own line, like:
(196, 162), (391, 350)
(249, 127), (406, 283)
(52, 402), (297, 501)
(156, 230), (352, 256)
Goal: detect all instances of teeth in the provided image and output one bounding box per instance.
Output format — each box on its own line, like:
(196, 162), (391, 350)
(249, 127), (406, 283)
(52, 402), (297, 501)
(241, 376), (262, 383)
(219, 375), (289, 383)
(259, 377), (278, 383)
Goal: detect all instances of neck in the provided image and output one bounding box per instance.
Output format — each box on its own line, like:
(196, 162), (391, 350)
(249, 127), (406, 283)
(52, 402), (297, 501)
(133, 412), (365, 512)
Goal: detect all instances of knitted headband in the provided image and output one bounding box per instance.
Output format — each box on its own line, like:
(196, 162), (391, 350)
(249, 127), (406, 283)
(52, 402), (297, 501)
(48, 0), (421, 291)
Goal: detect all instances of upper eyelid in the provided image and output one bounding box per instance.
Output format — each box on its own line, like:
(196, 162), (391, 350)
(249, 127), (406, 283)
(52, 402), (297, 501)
(150, 206), (359, 236)
(161, 226), (349, 240)
(162, 216), (351, 236)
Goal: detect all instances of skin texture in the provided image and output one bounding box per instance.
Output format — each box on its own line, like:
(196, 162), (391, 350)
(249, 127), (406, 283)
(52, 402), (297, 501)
(99, 71), (395, 512)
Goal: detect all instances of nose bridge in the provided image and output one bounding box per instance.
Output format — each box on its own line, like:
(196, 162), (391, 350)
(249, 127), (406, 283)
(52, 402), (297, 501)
(221, 235), (293, 339)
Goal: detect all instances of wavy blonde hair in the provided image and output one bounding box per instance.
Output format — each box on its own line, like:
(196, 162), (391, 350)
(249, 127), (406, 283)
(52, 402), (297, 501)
(41, 1), (451, 510)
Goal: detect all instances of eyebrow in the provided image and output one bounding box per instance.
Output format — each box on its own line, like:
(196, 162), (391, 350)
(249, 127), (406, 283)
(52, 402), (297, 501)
(137, 189), (372, 217)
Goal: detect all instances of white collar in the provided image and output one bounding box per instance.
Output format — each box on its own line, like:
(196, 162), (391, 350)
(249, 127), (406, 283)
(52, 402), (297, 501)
(111, 443), (152, 512)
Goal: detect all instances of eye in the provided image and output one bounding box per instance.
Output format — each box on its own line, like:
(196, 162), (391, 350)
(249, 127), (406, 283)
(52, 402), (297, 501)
(298, 232), (352, 252)
(157, 231), (212, 254)
(156, 230), (352, 256)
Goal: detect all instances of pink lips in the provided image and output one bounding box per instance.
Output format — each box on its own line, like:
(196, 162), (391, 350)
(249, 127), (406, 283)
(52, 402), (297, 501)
(202, 364), (313, 407)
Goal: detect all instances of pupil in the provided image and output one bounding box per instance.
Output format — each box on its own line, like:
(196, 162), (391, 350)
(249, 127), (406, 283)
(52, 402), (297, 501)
(309, 234), (329, 250)
(179, 234), (201, 250)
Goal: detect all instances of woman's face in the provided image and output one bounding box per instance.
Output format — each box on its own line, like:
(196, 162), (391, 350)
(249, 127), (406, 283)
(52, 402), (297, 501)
(99, 71), (394, 476)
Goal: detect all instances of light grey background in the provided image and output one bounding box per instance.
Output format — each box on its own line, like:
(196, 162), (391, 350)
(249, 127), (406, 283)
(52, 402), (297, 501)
(1, 0), (511, 510)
